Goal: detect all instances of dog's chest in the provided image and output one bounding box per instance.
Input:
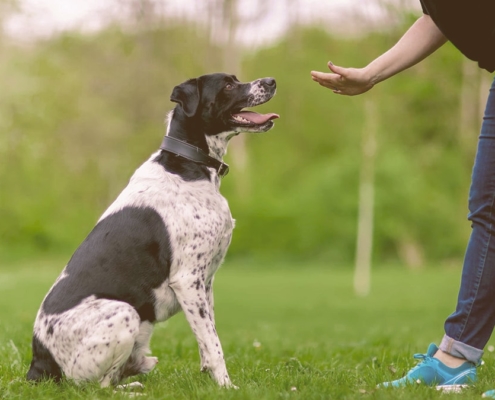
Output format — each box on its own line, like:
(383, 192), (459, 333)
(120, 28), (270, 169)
(102, 160), (235, 259)
(166, 184), (234, 268)
(100, 159), (234, 321)
(153, 186), (233, 322)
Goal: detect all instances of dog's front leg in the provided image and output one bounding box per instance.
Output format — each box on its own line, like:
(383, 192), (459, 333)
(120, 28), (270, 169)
(204, 277), (215, 327)
(170, 277), (234, 388)
(202, 277), (216, 372)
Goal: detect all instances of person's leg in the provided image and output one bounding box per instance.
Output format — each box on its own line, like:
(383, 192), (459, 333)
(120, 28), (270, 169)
(472, 76), (495, 399)
(441, 75), (495, 364)
(379, 76), (495, 390)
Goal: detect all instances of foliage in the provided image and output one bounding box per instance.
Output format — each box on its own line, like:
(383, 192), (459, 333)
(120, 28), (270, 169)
(0, 16), (486, 265)
(231, 26), (477, 265)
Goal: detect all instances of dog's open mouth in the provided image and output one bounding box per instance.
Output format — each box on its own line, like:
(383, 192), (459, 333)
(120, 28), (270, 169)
(231, 110), (279, 126)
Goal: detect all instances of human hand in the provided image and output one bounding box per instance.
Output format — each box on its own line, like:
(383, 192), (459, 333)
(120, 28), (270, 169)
(310, 62), (374, 96)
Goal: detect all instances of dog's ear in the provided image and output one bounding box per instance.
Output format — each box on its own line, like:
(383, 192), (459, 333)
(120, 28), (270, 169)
(170, 78), (200, 117)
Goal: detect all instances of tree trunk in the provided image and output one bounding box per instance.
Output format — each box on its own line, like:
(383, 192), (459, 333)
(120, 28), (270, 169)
(354, 99), (377, 296)
(459, 58), (481, 160)
(212, 0), (250, 196)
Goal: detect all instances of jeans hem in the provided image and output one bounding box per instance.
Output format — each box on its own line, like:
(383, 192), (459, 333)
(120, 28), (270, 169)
(439, 334), (484, 364)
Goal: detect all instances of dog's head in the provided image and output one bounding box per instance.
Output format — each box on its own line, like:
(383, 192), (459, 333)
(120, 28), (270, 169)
(170, 73), (279, 137)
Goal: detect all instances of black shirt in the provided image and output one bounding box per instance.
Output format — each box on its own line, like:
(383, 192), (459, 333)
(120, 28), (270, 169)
(420, 0), (495, 72)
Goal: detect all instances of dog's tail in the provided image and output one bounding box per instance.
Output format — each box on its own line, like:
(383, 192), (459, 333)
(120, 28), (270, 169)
(26, 335), (62, 383)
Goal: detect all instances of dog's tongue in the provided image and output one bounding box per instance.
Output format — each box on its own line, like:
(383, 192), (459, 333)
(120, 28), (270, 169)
(233, 111), (280, 124)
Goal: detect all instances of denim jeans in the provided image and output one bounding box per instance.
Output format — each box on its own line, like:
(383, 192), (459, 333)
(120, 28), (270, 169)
(440, 75), (495, 364)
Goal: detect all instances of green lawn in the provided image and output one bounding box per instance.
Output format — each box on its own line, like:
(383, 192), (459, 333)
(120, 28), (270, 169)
(1, 257), (494, 399)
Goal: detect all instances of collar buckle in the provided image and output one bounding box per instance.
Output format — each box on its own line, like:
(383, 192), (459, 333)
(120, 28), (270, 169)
(217, 162), (229, 177)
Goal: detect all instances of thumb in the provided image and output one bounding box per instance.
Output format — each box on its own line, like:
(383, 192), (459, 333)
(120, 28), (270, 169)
(327, 61), (346, 77)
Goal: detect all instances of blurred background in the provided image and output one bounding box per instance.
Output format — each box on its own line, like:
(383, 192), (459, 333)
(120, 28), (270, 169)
(0, 0), (492, 278)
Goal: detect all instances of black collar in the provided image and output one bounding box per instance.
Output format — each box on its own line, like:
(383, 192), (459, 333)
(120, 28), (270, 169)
(159, 136), (229, 178)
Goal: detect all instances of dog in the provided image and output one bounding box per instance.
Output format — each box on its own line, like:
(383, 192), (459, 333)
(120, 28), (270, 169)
(26, 73), (278, 388)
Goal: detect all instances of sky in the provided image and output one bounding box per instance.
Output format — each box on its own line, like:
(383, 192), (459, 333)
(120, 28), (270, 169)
(4, 0), (421, 47)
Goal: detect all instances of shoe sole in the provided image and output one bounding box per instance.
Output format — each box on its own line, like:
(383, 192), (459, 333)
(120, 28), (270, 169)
(435, 384), (469, 393)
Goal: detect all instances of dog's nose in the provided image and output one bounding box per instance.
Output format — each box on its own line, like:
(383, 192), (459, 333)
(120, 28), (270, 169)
(262, 78), (276, 88)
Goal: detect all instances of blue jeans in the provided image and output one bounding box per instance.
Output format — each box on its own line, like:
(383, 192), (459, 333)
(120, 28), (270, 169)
(440, 76), (495, 364)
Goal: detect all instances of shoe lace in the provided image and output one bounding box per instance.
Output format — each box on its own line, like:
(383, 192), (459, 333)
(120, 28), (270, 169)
(409, 352), (433, 371)
(413, 352), (430, 362)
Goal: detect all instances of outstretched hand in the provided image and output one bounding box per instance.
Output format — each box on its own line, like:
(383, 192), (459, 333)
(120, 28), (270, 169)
(310, 62), (374, 96)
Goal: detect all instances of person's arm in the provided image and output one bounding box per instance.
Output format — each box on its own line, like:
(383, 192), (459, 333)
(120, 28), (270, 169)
(310, 14), (448, 96)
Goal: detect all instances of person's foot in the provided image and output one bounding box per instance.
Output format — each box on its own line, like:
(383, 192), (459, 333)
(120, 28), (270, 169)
(483, 389), (495, 398)
(378, 343), (477, 391)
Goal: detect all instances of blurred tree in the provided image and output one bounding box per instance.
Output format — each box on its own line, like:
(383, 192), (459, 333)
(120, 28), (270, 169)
(354, 99), (377, 296)
(204, 0), (269, 199)
(459, 58), (482, 160)
(0, 1), (479, 269)
(0, 0), (17, 35)
(206, 0), (248, 196)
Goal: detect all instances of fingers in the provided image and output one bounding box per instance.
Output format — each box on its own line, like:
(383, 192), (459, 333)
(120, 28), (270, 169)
(310, 70), (342, 93)
(311, 61), (346, 93)
(310, 70), (338, 85)
(310, 70), (332, 80)
(312, 62), (373, 96)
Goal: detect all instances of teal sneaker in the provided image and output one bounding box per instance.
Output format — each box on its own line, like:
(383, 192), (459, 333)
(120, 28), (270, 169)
(483, 389), (495, 398)
(378, 343), (477, 391)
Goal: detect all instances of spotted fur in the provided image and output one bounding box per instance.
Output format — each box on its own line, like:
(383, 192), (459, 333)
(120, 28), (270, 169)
(27, 73), (277, 389)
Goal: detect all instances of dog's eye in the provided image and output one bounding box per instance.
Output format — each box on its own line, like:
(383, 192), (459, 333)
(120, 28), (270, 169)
(225, 83), (235, 90)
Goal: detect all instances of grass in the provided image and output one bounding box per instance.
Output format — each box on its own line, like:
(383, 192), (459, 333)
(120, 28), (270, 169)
(1, 257), (495, 399)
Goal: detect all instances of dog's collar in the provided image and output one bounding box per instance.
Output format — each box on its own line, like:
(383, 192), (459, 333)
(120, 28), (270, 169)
(159, 136), (230, 178)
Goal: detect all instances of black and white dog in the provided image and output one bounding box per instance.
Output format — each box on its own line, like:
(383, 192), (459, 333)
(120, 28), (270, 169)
(27, 73), (278, 388)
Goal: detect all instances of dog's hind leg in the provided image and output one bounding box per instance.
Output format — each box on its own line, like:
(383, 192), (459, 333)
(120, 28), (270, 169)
(36, 298), (142, 387)
(27, 335), (63, 382)
(121, 321), (158, 379)
(76, 301), (142, 387)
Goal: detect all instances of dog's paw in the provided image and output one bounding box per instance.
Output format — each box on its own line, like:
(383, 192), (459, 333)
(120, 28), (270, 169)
(226, 382), (239, 390)
(116, 381), (145, 390)
(114, 381), (145, 396)
(217, 377), (238, 389)
(139, 356), (158, 374)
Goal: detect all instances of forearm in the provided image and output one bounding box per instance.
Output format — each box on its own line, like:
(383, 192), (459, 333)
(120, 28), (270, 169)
(310, 14), (449, 96)
(366, 15), (447, 84)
